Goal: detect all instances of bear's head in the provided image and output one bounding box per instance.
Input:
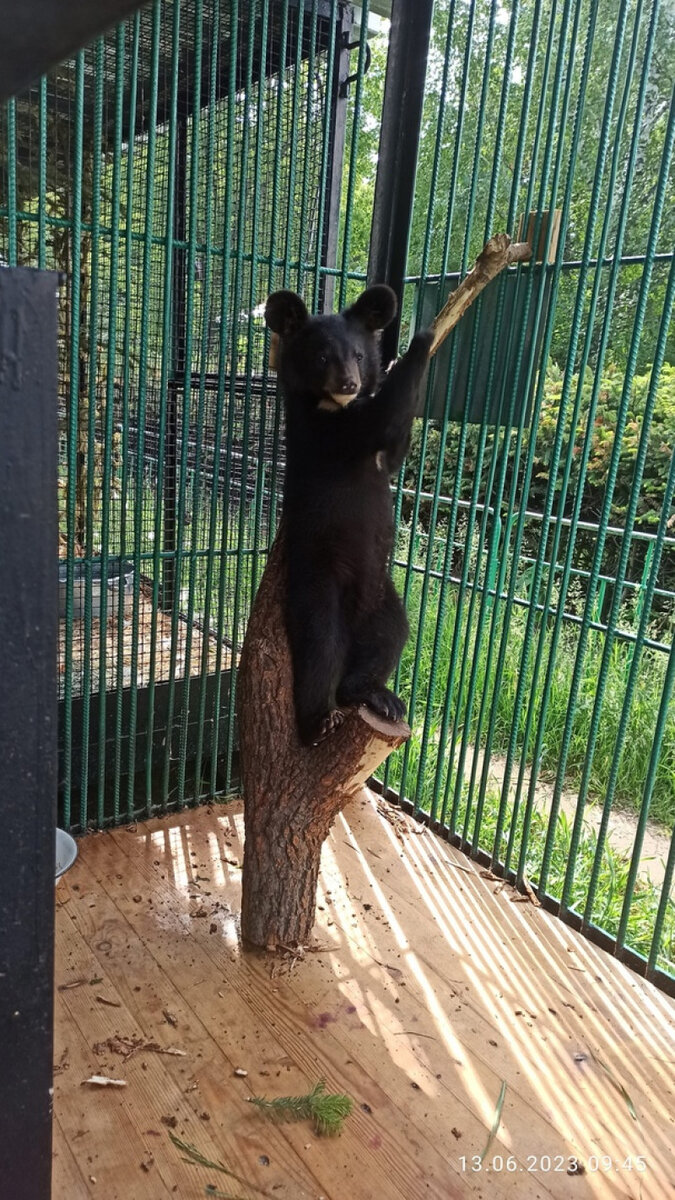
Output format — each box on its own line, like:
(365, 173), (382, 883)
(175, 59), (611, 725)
(265, 285), (397, 412)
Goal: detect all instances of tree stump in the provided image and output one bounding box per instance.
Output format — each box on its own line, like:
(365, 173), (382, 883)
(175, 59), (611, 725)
(237, 526), (410, 950)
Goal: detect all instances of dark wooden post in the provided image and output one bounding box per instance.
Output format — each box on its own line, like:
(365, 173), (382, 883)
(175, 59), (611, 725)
(0, 267), (59, 1200)
(367, 0), (434, 363)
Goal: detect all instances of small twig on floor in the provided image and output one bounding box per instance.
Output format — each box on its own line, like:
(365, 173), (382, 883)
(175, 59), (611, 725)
(521, 875), (542, 907)
(393, 1031), (439, 1041)
(82, 1075), (127, 1087)
(169, 1134), (273, 1199)
(276, 942), (306, 960)
(94, 1035), (187, 1061)
(441, 858), (474, 874)
(376, 798), (410, 843)
(204, 1187), (250, 1200)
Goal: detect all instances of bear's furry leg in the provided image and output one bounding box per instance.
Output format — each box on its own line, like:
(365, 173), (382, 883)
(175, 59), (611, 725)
(336, 578), (409, 722)
(285, 569), (347, 745)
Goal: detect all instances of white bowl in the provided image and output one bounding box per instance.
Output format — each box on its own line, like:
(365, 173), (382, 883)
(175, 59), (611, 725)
(55, 828), (78, 880)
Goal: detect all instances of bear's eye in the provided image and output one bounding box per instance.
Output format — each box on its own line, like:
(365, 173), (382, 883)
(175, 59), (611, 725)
(319, 353), (328, 366)
(355, 351), (363, 362)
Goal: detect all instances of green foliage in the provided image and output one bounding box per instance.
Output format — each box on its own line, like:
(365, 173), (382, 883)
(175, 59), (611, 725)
(169, 1133), (256, 1197)
(404, 362), (675, 584)
(249, 1080), (353, 1137)
(348, 0), (675, 371)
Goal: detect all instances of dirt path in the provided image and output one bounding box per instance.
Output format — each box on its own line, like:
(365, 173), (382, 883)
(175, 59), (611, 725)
(470, 748), (672, 889)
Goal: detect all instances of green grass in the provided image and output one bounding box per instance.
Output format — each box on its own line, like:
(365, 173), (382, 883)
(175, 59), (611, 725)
(393, 558), (675, 829)
(381, 559), (675, 976)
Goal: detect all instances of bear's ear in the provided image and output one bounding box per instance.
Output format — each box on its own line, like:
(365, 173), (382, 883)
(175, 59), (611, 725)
(265, 290), (309, 337)
(345, 284), (397, 331)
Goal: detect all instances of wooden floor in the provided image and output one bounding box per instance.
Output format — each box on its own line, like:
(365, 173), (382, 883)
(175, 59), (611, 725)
(54, 793), (675, 1200)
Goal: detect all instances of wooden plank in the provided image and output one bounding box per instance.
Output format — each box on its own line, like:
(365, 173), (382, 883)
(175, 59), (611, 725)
(52, 1118), (92, 1200)
(105, 809), (635, 1200)
(331, 796), (675, 1200)
(55, 871), (325, 1200)
(54, 914), (177, 1199)
(340, 797), (675, 1108)
(54, 800), (675, 1200)
(72, 840), (463, 1200)
(99, 816), (563, 1198)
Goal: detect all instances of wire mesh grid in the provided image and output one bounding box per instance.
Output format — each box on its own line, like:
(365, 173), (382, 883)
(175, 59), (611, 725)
(0, 0), (361, 821)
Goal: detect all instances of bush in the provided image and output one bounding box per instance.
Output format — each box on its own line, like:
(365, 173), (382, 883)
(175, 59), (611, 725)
(405, 362), (675, 587)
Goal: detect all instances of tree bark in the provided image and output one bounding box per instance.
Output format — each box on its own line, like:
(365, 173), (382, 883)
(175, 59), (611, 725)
(429, 233), (531, 357)
(237, 528), (410, 950)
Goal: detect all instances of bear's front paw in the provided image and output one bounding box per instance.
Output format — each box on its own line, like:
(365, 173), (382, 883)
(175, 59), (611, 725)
(409, 329), (434, 358)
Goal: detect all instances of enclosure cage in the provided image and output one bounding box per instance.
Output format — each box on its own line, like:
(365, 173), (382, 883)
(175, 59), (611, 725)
(1, 0), (674, 993)
(0, 0), (368, 826)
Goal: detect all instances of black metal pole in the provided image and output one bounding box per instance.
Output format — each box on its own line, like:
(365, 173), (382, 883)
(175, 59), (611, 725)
(0, 267), (59, 1200)
(367, 0), (434, 363)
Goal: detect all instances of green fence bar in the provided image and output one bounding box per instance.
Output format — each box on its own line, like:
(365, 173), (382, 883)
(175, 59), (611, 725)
(575, 123), (675, 922)
(145, 0), (181, 813)
(161, 0), (205, 808)
(97, 24), (126, 828)
(113, 12), (141, 823)
(78, 37), (105, 809)
(191, 0), (224, 805)
(208, 0), (241, 797)
(125, 0), (162, 813)
(614, 441), (675, 960)
(488, 0), (597, 870)
(221, 1), (260, 797)
(63, 52), (85, 828)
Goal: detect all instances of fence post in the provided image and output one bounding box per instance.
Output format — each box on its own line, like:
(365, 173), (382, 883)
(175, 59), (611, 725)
(0, 266), (59, 1200)
(367, 0), (434, 363)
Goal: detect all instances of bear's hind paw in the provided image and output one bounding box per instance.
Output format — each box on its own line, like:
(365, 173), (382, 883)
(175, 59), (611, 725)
(309, 708), (345, 746)
(360, 687), (407, 725)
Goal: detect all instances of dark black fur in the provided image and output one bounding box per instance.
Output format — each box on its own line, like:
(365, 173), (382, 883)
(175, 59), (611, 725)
(266, 285), (432, 745)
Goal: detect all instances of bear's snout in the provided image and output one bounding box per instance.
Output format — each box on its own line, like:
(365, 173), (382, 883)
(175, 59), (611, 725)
(326, 375), (360, 406)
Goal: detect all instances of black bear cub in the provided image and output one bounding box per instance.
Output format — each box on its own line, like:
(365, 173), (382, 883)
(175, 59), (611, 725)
(265, 285), (432, 746)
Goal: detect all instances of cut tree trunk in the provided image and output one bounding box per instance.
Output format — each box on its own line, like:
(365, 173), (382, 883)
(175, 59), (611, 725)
(237, 528), (409, 950)
(238, 231), (532, 951)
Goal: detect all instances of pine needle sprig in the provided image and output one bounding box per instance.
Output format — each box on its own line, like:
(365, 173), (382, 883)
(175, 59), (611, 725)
(168, 1133), (272, 1198)
(248, 1080), (353, 1136)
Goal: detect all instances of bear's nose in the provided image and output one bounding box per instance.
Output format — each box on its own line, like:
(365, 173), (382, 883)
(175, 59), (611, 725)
(340, 379), (358, 394)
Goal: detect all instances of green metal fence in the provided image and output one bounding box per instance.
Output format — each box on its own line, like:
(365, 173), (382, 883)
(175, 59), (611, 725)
(0, 0), (371, 817)
(1, 0), (673, 989)
(375, 0), (675, 988)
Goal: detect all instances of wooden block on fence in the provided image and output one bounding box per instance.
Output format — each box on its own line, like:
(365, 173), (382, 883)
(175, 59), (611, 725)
(517, 209), (562, 264)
